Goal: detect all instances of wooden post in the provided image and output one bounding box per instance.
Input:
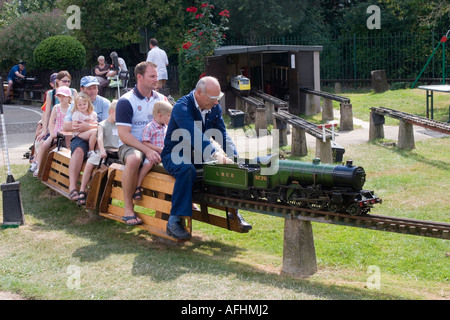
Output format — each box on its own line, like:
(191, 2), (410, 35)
(255, 108), (267, 137)
(282, 218), (317, 277)
(322, 98), (334, 121)
(315, 138), (333, 164)
(235, 96), (243, 111)
(274, 108), (289, 147)
(291, 127), (308, 157)
(339, 103), (354, 131)
(369, 111), (385, 140)
(305, 94), (316, 116)
(265, 101), (275, 124)
(371, 69), (389, 93)
(398, 120), (415, 149)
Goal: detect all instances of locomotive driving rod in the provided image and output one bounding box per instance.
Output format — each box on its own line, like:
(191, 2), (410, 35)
(193, 193), (450, 240)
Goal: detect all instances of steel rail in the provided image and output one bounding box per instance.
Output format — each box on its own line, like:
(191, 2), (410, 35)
(273, 110), (333, 140)
(371, 106), (450, 134)
(299, 87), (351, 103)
(193, 193), (450, 240)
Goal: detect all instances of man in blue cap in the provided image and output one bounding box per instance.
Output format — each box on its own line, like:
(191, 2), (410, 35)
(63, 75), (111, 200)
(4, 61), (26, 103)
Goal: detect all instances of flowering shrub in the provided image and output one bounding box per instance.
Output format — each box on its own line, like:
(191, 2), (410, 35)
(178, 3), (230, 94)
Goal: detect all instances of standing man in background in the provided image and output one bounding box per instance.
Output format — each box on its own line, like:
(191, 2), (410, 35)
(146, 38), (169, 90)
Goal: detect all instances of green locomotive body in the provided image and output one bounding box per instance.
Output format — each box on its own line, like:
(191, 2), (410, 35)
(202, 156), (381, 215)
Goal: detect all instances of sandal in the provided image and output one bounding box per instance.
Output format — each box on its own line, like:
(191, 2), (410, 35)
(69, 189), (79, 201)
(122, 215), (143, 226)
(77, 191), (87, 206)
(133, 187), (143, 200)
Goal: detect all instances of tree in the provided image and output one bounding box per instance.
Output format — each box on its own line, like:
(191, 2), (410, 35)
(217, 0), (322, 44)
(57, 0), (187, 65)
(0, 0), (58, 27)
(0, 10), (67, 70)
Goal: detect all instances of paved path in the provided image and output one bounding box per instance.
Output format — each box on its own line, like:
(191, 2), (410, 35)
(0, 104), (42, 168)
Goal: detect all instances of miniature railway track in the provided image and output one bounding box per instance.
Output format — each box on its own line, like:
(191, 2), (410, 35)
(194, 193), (450, 240)
(371, 106), (450, 134)
(300, 87), (351, 103)
(274, 110), (334, 140)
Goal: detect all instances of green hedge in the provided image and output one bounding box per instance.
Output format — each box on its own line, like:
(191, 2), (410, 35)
(33, 35), (86, 71)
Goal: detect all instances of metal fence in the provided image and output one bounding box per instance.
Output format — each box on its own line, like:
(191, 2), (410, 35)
(226, 30), (450, 87)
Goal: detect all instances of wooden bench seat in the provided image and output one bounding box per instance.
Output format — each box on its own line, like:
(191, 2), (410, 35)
(38, 147), (249, 242)
(99, 163), (248, 242)
(39, 147), (108, 210)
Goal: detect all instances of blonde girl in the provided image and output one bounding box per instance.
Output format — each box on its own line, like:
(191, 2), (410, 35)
(34, 86), (72, 177)
(72, 92), (98, 158)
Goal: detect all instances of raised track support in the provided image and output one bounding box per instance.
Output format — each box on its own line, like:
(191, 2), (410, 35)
(282, 219), (317, 277)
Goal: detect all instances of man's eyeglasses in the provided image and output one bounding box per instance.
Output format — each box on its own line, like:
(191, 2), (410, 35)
(205, 91), (224, 101)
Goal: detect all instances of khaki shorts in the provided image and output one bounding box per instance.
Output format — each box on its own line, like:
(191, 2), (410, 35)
(118, 144), (145, 165)
(86, 150), (102, 165)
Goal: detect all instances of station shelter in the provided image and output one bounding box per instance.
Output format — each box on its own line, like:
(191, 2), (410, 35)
(205, 45), (323, 114)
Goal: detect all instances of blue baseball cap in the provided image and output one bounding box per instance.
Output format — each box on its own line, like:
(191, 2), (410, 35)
(80, 76), (100, 87)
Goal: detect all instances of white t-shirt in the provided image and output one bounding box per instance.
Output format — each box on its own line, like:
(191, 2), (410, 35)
(146, 46), (169, 80)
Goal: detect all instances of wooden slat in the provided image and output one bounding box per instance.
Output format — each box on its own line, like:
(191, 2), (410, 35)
(40, 150), (56, 181)
(48, 169), (70, 187)
(99, 212), (189, 242)
(86, 166), (109, 210)
(49, 161), (70, 176)
(113, 169), (175, 195)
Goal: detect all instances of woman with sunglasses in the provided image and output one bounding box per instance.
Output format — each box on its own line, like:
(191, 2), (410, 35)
(37, 71), (77, 142)
(34, 71), (77, 177)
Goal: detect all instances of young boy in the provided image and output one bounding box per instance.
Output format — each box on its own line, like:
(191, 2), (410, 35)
(133, 100), (173, 200)
(77, 100), (119, 206)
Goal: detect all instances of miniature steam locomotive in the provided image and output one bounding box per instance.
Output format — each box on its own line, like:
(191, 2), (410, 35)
(202, 155), (381, 215)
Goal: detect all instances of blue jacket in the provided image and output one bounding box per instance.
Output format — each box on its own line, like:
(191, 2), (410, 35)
(162, 90), (237, 165)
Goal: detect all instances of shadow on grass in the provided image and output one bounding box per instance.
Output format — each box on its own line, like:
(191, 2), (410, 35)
(17, 170), (403, 300)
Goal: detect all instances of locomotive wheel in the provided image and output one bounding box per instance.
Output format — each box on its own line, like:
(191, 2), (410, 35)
(286, 189), (305, 207)
(308, 201), (326, 211)
(346, 203), (362, 216)
(328, 203), (340, 213)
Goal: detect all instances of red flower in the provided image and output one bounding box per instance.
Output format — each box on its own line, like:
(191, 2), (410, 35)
(195, 14), (205, 19)
(186, 7), (198, 13)
(199, 72), (206, 78)
(200, 3), (209, 8)
(219, 10), (230, 17)
(182, 42), (193, 49)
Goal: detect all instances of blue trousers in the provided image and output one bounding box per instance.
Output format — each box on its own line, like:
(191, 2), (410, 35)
(162, 155), (197, 217)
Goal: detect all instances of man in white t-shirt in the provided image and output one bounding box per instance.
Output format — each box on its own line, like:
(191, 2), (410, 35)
(146, 38), (169, 90)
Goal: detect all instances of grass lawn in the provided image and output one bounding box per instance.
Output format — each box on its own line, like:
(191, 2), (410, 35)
(1, 138), (449, 300)
(0, 88), (449, 300)
(336, 88), (450, 124)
